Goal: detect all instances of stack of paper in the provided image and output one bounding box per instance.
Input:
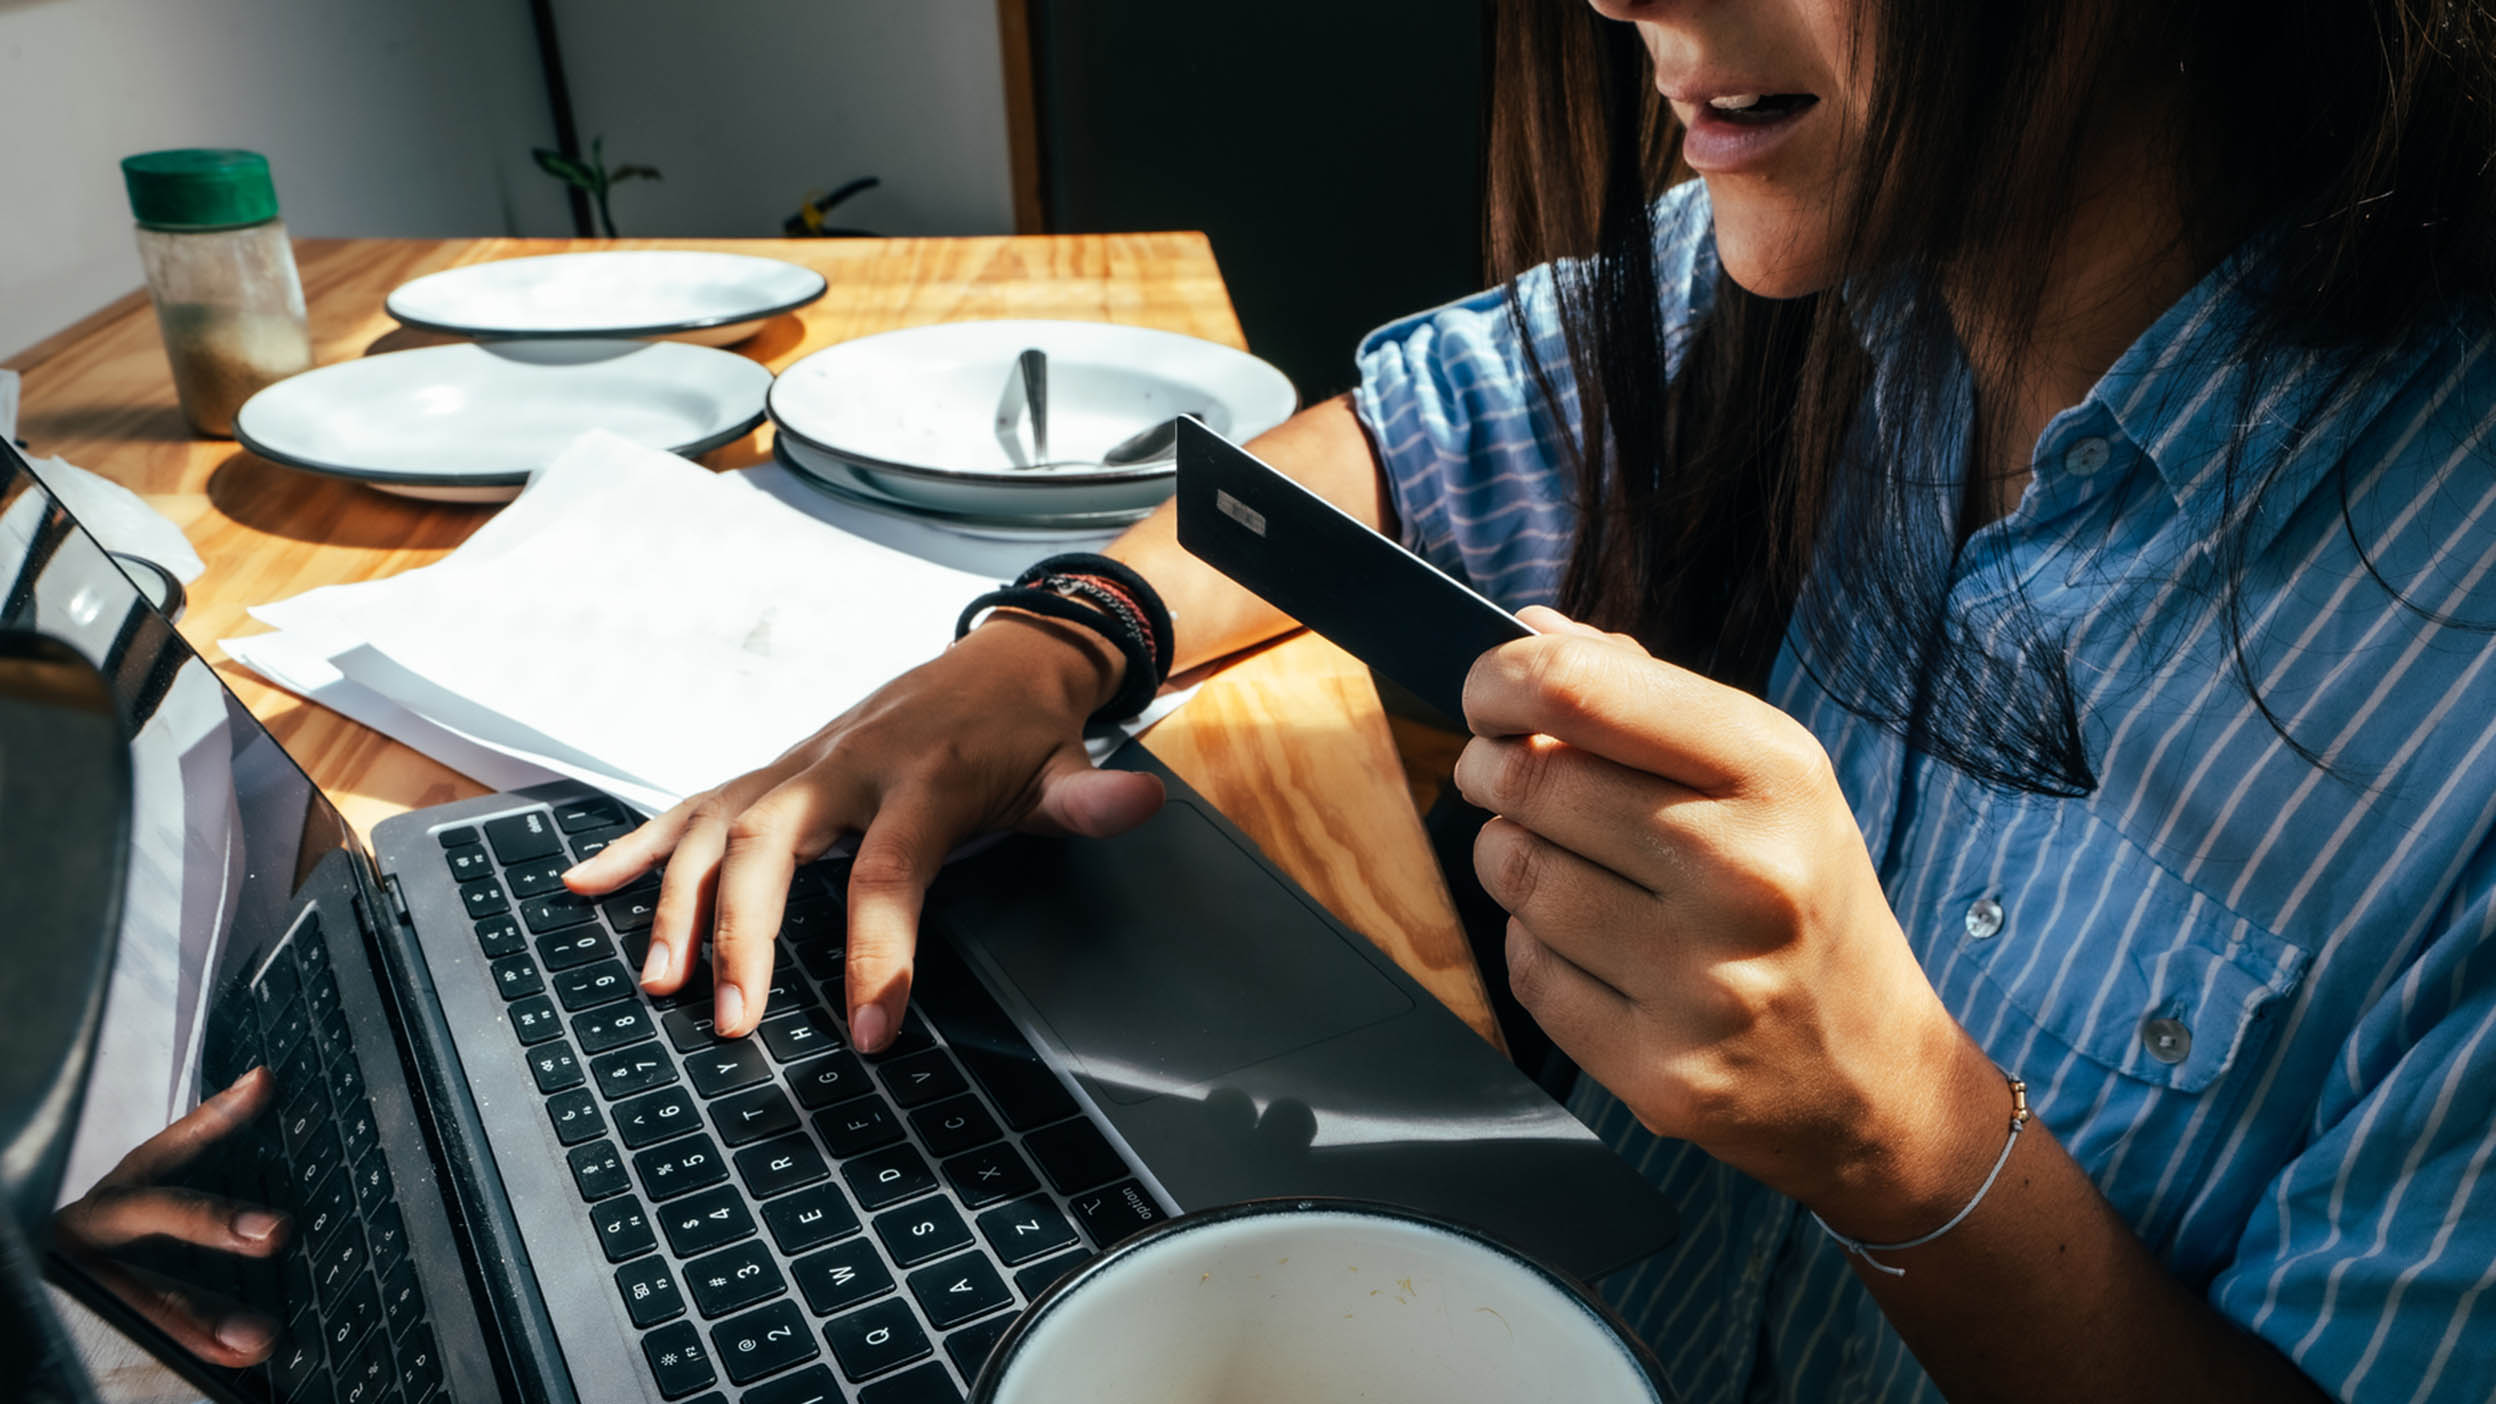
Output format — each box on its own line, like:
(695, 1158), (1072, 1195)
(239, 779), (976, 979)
(223, 430), (1182, 816)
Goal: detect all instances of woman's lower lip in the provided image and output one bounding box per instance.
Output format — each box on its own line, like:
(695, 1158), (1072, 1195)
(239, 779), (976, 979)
(1677, 103), (1813, 174)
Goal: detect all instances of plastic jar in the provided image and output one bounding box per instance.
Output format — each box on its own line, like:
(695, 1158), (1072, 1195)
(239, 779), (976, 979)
(120, 149), (315, 437)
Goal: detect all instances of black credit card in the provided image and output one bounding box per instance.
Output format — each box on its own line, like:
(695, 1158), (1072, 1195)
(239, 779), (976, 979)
(1174, 416), (1534, 723)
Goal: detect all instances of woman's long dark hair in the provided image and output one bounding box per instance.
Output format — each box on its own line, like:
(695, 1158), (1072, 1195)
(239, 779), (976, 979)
(1489, 0), (2496, 795)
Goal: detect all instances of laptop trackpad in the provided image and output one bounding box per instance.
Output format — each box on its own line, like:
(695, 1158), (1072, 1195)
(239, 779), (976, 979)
(936, 799), (1413, 1105)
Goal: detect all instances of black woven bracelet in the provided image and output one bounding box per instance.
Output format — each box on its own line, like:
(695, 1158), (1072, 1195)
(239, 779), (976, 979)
(1016, 553), (1174, 680)
(954, 586), (1162, 725)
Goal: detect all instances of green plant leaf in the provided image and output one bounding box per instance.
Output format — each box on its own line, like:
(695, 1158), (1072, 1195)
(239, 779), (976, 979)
(816, 175), (880, 211)
(531, 148), (596, 189)
(610, 164), (664, 183)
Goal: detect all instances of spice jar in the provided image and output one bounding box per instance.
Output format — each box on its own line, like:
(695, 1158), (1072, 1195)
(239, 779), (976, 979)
(120, 149), (315, 437)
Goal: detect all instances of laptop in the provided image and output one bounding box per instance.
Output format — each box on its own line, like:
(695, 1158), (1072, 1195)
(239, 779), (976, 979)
(2, 439), (1675, 1404)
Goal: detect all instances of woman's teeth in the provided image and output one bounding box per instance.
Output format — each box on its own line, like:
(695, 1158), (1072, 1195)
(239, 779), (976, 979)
(1709, 94), (1764, 111)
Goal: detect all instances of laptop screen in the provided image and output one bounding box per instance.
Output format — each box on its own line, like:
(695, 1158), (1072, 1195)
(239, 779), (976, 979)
(3, 449), (465, 1401)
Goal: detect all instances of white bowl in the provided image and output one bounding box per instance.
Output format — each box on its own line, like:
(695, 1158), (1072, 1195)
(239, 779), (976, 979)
(386, 250), (826, 345)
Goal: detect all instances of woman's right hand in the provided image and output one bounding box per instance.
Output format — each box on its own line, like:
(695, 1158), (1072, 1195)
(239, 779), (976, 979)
(562, 614), (1167, 1048)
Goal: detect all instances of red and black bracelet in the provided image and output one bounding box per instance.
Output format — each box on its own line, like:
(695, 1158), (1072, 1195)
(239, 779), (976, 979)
(953, 553), (1174, 725)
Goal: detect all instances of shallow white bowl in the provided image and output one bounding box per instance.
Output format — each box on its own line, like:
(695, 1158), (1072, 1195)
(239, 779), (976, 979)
(767, 318), (1295, 515)
(234, 340), (771, 503)
(386, 251), (826, 345)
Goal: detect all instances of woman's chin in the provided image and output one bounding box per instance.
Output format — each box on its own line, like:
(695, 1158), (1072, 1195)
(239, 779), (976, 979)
(1708, 197), (1844, 301)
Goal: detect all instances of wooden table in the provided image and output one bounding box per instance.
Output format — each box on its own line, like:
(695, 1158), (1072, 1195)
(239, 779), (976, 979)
(6, 234), (1500, 1048)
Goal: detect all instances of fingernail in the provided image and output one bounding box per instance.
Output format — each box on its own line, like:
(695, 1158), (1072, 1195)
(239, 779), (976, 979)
(851, 1003), (890, 1054)
(716, 984), (745, 1035)
(640, 942), (667, 986)
(216, 1315), (276, 1354)
(233, 1210), (282, 1242)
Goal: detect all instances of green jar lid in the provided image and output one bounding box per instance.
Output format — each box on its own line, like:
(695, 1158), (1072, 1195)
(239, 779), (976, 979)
(121, 149), (281, 231)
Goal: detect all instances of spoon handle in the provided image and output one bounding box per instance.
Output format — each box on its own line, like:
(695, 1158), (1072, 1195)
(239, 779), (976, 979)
(1018, 347), (1048, 466)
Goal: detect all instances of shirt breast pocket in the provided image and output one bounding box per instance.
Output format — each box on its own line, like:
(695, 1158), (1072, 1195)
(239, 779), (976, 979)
(1936, 804), (2306, 1184)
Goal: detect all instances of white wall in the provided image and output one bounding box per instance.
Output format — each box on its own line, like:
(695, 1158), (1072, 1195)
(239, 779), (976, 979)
(547, 0), (1016, 239)
(0, 0), (571, 360)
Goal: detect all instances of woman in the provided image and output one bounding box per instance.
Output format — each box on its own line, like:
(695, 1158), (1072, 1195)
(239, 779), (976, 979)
(570, 0), (2496, 1398)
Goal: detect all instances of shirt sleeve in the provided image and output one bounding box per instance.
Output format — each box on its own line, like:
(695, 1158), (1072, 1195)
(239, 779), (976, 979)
(2207, 830), (2496, 1403)
(1348, 178), (1719, 612)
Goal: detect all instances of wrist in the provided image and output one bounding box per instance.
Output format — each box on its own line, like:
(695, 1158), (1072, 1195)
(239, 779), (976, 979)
(1808, 1014), (2010, 1244)
(957, 609), (1126, 717)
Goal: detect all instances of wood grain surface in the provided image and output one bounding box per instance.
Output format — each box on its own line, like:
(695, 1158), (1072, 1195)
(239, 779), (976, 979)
(8, 234), (1500, 1047)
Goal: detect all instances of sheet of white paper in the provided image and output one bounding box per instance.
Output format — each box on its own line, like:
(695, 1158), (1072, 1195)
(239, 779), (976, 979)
(18, 451), (207, 585)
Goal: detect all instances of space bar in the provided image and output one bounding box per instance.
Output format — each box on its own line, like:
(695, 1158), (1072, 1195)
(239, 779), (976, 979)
(915, 938), (1081, 1130)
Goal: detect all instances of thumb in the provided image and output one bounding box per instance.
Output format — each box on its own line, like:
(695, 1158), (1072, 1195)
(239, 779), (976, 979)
(1027, 750), (1166, 837)
(1517, 604), (1604, 638)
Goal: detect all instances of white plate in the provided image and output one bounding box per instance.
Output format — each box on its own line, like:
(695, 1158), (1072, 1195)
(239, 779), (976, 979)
(775, 432), (1162, 527)
(386, 251), (827, 345)
(234, 340), (771, 503)
(767, 319), (1295, 515)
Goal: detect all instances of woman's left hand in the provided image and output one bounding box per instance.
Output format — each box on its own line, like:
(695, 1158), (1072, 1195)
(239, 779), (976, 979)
(1456, 607), (2006, 1241)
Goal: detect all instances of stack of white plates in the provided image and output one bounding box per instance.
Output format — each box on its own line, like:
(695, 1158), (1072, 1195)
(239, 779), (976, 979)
(766, 319), (1296, 529)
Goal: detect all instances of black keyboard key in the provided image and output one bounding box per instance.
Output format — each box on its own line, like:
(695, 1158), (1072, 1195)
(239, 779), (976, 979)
(436, 824), (478, 850)
(660, 1183), (758, 1258)
(555, 796), (630, 834)
(1068, 1179), (1167, 1250)
(824, 1296), (929, 1381)
(663, 1005), (724, 1052)
(685, 1040), (773, 1098)
(484, 810), (564, 864)
(648, 961), (714, 1012)
(367, 1200), (408, 1275)
(294, 1126), (343, 1199)
(615, 1085), (703, 1148)
(278, 1088), (324, 1159)
(445, 844), (495, 884)
(254, 947), (302, 1011)
(490, 954), (544, 1002)
(874, 1050), (966, 1108)
(475, 914), (526, 959)
(861, 1363), (965, 1404)
(907, 1252), (1012, 1329)
(713, 1085), (801, 1147)
(536, 927), (613, 972)
(263, 998), (311, 1062)
(941, 1143), (1037, 1209)
(573, 1002), (656, 1054)
(787, 1050), (871, 1109)
(859, 1011), (938, 1061)
(642, 1320), (717, 1399)
(528, 1042), (584, 1094)
(793, 1235), (894, 1314)
(566, 1139), (630, 1200)
(591, 1042), (680, 1099)
(713, 1299), (819, 1385)
(304, 967), (343, 1020)
(508, 994), (563, 1044)
(350, 1154), (393, 1214)
(735, 1132), (828, 1199)
(520, 890), (598, 934)
(1024, 1119), (1129, 1195)
(396, 1322), (443, 1401)
(379, 1254), (425, 1337)
(1012, 1249), (1091, 1303)
(908, 1096), (1000, 1160)
(460, 877), (509, 920)
(547, 1087), (608, 1145)
(301, 1167), (356, 1251)
(322, 1269), (379, 1352)
(504, 855), (569, 899)
(758, 1008), (842, 1063)
(873, 1200), (972, 1267)
(592, 1197), (656, 1262)
(569, 822), (630, 862)
(684, 1239), (787, 1318)
(762, 1183), (859, 1255)
(814, 1097), (903, 1158)
(922, 997), (1077, 1133)
(618, 1253), (687, 1327)
(314, 1006), (357, 1071)
(977, 1197), (1078, 1265)
(843, 1142), (936, 1210)
(601, 889), (659, 934)
(777, 898), (840, 945)
(338, 1325), (393, 1404)
(747, 1366), (843, 1404)
(945, 1312), (1016, 1380)
(556, 960), (641, 1013)
(635, 1133), (728, 1201)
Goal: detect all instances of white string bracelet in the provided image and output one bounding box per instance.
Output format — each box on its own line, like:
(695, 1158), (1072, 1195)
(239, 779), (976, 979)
(1810, 1068), (2031, 1278)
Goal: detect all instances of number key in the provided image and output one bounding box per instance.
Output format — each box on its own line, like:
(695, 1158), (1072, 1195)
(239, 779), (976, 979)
(592, 1044), (679, 1099)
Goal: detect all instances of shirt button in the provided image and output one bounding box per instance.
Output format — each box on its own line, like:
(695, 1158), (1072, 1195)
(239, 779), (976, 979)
(1964, 897), (2004, 941)
(2063, 436), (2112, 476)
(2141, 1016), (2192, 1064)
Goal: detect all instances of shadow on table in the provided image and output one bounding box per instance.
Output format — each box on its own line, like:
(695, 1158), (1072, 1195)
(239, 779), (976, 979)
(18, 402), (198, 450)
(357, 312), (807, 365)
(207, 450), (491, 550)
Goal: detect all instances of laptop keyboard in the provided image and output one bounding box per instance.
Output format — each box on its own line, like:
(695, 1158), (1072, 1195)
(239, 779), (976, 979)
(194, 913), (444, 1404)
(440, 798), (1165, 1403)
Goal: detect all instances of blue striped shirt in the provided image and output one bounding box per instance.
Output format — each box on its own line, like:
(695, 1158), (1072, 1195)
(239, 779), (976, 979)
(1352, 179), (2496, 1403)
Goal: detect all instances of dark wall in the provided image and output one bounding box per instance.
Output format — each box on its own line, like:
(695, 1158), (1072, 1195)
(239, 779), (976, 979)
(1030, 1), (1490, 402)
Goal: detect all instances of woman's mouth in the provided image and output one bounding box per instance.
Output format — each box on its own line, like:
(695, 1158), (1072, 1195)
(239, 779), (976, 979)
(1677, 92), (1820, 173)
